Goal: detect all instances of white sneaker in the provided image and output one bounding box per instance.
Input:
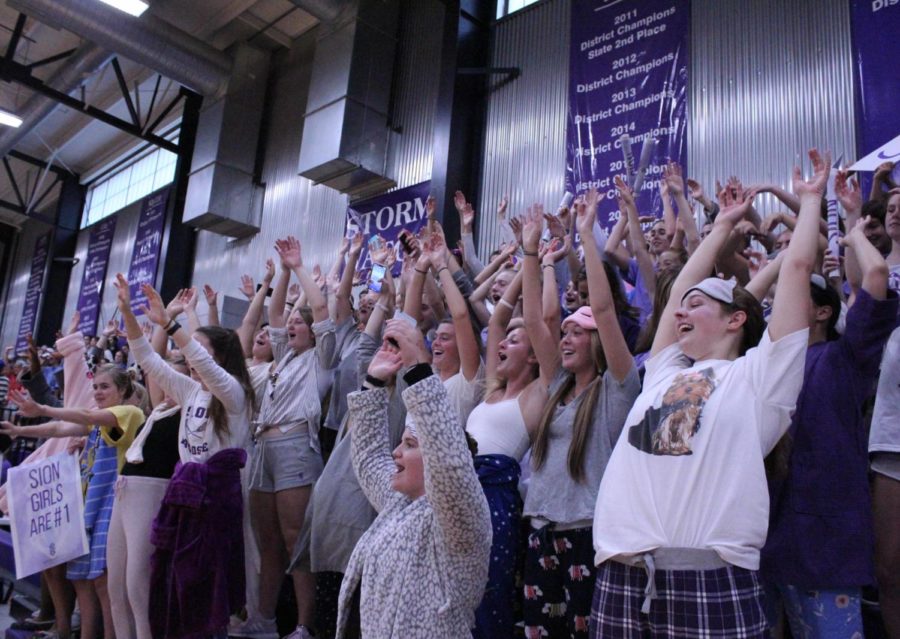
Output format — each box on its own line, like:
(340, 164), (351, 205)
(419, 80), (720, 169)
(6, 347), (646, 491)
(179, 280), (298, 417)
(228, 616), (279, 639)
(281, 626), (315, 639)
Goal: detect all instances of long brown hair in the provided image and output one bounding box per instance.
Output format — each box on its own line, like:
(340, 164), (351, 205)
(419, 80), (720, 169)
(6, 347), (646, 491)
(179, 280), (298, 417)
(194, 326), (256, 438)
(531, 330), (606, 483)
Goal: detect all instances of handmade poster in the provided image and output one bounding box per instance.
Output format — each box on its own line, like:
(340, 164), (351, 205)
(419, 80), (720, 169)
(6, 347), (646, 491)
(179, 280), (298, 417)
(7, 452), (89, 579)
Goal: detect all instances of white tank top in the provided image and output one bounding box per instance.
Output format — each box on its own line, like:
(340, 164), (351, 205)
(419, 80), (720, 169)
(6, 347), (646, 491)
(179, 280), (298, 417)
(465, 396), (530, 461)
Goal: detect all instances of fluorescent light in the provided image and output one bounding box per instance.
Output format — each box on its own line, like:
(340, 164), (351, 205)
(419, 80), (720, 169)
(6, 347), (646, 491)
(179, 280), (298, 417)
(97, 0), (149, 17)
(0, 109), (22, 128)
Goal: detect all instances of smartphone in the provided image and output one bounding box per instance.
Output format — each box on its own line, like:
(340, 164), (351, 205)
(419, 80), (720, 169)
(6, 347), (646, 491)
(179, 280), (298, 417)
(255, 283), (274, 297)
(368, 234), (384, 253)
(369, 263), (386, 293)
(398, 229), (415, 256)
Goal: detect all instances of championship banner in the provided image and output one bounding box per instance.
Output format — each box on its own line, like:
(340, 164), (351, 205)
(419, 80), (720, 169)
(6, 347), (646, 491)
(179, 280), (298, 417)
(849, 0), (900, 193)
(126, 188), (169, 316)
(6, 452), (89, 579)
(14, 232), (52, 354)
(566, 0), (690, 230)
(345, 181), (431, 281)
(76, 216), (117, 337)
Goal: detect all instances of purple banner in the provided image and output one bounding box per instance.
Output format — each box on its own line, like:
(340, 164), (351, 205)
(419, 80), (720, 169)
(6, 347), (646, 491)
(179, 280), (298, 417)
(75, 216), (117, 337)
(850, 0), (900, 195)
(345, 181), (431, 281)
(566, 0), (690, 230)
(14, 232), (52, 354)
(126, 189), (169, 316)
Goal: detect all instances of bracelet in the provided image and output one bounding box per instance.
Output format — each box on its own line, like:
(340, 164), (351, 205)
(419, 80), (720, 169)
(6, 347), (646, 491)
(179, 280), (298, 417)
(542, 264), (555, 270)
(162, 318), (175, 332)
(523, 250), (538, 257)
(437, 266), (449, 275)
(415, 268), (428, 275)
(285, 301), (295, 308)
(364, 374), (387, 388)
(498, 298), (515, 310)
(165, 321), (181, 337)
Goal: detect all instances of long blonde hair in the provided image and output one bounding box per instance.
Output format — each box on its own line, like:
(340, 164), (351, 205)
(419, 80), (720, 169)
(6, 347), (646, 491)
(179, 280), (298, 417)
(531, 330), (606, 483)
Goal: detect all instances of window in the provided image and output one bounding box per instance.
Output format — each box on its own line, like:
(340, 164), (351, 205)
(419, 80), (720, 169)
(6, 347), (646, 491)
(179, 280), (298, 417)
(496, 0), (541, 19)
(82, 143), (179, 227)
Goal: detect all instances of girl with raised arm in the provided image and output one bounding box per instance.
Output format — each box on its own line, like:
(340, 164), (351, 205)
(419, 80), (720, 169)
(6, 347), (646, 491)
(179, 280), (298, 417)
(518, 194), (640, 639)
(2, 365), (146, 639)
(336, 320), (491, 638)
(589, 150), (828, 638)
(237, 236), (336, 639)
(116, 273), (254, 639)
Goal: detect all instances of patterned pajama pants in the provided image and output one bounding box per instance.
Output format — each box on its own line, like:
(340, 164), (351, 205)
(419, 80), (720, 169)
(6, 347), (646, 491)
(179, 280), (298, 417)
(523, 525), (595, 638)
(590, 560), (768, 638)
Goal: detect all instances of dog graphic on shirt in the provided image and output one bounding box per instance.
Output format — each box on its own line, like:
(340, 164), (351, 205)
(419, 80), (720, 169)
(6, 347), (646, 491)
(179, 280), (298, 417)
(627, 368), (716, 455)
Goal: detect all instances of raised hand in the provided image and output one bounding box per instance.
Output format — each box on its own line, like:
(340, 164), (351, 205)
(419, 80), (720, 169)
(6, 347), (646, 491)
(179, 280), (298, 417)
(370, 237), (395, 267)
(102, 317), (118, 338)
(425, 195), (437, 221)
(113, 274), (131, 314)
(263, 258), (276, 283)
(139, 283), (170, 326)
(384, 319), (430, 367)
(613, 175), (634, 209)
(339, 236), (351, 256)
(663, 161), (685, 197)
(543, 212), (566, 239)
(184, 287), (199, 312)
(311, 264), (325, 290)
(141, 321), (153, 339)
(203, 285), (218, 306)
(522, 205), (544, 253)
(424, 230), (449, 268)
(821, 249), (842, 279)
(760, 212), (786, 235)
(367, 342), (403, 382)
(840, 215), (871, 248)
(239, 275), (255, 299)
(350, 233), (364, 256)
(792, 148), (831, 199)
(462, 203), (476, 234)
(274, 236), (303, 270)
(166, 289), (188, 318)
(874, 161), (894, 182)
(287, 283), (301, 305)
(453, 190), (467, 213)
(835, 170), (862, 213)
(686, 178), (704, 201)
(66, 310), (81, 336)
(497, 195), (509, 220)
(716, 187), (756, 227)
(509, 215), (524, 247)
(546, 235), (572, 263)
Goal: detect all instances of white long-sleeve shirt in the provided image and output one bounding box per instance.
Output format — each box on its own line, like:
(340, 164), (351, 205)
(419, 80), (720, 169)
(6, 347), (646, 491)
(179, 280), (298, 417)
(130, 336), (251, 463)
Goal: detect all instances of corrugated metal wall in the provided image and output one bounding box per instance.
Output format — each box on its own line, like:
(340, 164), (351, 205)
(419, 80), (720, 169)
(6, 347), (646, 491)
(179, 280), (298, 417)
(687, 0), (856, 216)
(0, 217), (54, 348)
(477, 0), (571, 256)
(190, 32), (348, 325)
(477, 0), (857, 259)
(385, 0), (444, 190)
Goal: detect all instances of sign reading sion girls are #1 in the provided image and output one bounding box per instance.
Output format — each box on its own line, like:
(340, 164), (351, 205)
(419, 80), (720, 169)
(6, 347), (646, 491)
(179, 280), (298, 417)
(566, 0), (690, 230)
(6, 452), (89, 579)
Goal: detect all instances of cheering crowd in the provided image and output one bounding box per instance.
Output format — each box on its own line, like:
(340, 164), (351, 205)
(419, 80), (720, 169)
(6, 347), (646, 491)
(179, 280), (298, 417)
(0, 151), (898, 639)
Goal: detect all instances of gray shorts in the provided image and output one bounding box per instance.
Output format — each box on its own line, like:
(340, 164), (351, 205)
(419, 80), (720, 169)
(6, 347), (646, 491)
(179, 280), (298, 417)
(871, 452), (900, 482)
(249, 430), (323, 493)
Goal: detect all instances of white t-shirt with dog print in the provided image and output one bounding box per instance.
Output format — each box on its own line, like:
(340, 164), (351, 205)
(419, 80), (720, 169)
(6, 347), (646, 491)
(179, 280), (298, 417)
(592, 327), (808, 570)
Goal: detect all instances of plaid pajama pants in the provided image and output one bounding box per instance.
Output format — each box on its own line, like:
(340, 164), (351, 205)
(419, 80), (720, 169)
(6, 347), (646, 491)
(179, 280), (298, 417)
(590, 559), (768, 638)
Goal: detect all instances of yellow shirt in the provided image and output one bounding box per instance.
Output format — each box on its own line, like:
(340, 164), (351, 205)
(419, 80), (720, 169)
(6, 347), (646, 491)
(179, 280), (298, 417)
(99, 404), (146, 472)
